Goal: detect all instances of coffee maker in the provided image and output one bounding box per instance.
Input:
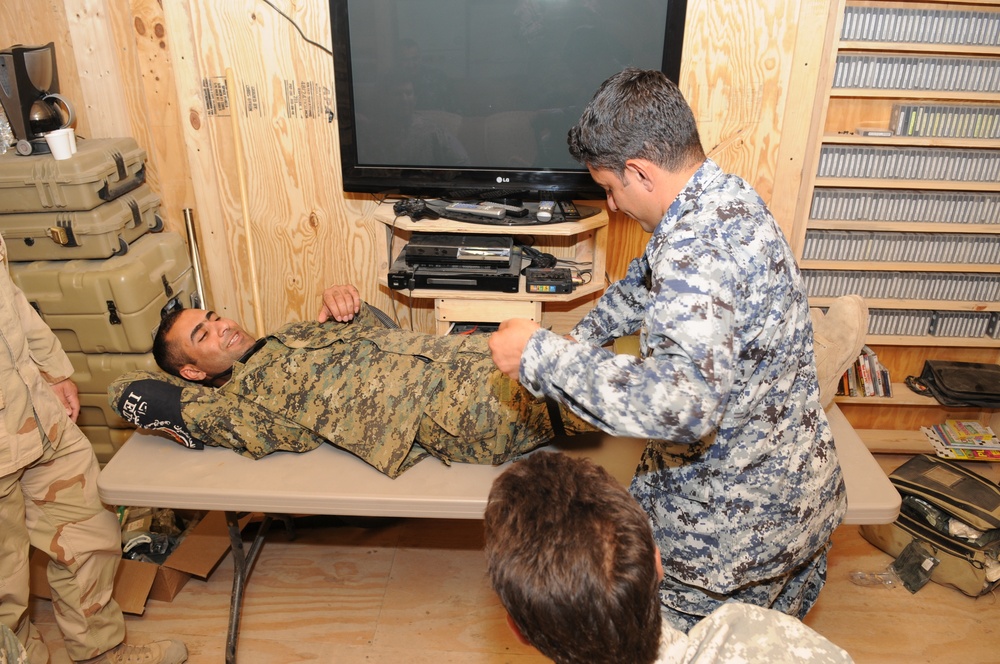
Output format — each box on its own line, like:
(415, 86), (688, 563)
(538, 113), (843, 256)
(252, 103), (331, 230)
(0, 42), (76, 156)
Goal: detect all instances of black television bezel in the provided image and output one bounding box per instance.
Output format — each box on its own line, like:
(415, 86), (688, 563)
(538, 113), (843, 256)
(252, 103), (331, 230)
(330, 0), (688, 201)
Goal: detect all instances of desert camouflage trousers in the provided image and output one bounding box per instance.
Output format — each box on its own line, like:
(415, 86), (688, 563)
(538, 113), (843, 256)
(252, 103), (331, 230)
(0, 421), (124, 663)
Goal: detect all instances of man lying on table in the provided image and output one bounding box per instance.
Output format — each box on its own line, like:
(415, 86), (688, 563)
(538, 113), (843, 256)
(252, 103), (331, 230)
(108, 285), (594, 478)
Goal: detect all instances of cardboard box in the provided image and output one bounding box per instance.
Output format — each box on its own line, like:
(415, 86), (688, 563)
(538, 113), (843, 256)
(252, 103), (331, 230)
(30, 511), (242, 614)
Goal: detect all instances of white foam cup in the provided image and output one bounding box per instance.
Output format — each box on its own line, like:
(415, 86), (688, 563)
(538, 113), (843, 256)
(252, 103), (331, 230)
(43, 127), (76, 160)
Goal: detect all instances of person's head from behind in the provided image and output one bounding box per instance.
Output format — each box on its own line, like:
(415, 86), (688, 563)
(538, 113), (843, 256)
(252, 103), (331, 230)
(483, 452), (662, 664)
(153, 308), (256, 383)
(567, 68), (705, 231)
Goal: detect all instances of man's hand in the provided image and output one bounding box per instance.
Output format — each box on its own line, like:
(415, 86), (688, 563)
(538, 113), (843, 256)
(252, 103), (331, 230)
(50, 378), (80, 422)
(489, 318), (541, 381)
(318, 284), (361, 322)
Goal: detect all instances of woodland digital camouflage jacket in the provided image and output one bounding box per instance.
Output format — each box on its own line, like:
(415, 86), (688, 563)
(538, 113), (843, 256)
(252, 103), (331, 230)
(109, 305), (585, 478)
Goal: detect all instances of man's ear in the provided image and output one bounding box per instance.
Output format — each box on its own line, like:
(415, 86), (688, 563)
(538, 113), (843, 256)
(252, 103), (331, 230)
(624, 159), (657, 191)
(506, 613), (532, 646)
(179, 364), (207, 382)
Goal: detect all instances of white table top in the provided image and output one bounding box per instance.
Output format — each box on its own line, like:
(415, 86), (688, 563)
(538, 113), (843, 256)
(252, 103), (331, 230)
(98, 404), (899, 524)
(97, 431), (648, 519)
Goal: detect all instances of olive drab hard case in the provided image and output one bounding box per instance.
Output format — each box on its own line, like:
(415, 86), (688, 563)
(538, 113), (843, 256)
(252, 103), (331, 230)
(0, 136), (146, 213)
(79, 425), (133, 465)
(9, 231), (199, 353)
(67, 351), (159, 429)
(0, 183), (163, 261)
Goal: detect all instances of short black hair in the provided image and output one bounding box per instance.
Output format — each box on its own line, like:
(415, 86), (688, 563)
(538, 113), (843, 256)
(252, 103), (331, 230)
(152, 308), (191, 377)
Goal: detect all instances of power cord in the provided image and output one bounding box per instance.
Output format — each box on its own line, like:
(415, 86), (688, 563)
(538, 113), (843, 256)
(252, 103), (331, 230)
(260, 0), (333, 56)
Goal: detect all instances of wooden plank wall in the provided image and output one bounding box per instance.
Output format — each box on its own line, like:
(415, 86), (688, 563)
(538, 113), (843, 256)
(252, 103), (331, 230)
(0, 0), (828, 336)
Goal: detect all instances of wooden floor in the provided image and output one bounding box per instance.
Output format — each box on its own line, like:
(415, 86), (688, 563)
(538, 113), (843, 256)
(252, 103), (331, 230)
(29, 454), (1000, 664)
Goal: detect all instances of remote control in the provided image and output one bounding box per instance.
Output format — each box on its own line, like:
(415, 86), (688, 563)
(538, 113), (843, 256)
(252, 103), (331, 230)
(445, 202), (507, 219)
(482, 202), (530, 217)
(536, 200), (556, 222)
(558, 200), (580, 218)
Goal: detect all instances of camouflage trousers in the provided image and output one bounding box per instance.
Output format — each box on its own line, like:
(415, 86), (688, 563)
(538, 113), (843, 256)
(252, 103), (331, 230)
(659, 540), (831, 633)
(416, 368), (597, 466)
(0, 422), (124, 663)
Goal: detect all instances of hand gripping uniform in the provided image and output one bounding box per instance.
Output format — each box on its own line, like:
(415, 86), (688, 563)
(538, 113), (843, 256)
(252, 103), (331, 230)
(515, 160), (847, 628)
(110, 305), (592, 478)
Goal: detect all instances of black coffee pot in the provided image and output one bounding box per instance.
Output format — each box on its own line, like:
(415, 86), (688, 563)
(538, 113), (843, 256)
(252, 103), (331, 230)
(0, 43), (76, 156)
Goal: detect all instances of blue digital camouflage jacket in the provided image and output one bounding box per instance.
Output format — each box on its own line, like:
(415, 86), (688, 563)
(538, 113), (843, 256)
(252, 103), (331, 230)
(517, 159), (847, 594)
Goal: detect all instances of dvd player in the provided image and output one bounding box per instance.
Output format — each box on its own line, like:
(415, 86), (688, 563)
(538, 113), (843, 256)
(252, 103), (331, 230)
(389, 247), (522, 293)
(404, 233), (513, 268)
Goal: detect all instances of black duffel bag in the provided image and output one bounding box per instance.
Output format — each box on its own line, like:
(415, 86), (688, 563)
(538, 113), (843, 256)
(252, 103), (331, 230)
(905, 360), (1000, 409)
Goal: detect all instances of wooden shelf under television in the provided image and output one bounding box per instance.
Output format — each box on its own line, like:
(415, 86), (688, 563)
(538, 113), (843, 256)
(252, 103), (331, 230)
(372, 203), (610, 334)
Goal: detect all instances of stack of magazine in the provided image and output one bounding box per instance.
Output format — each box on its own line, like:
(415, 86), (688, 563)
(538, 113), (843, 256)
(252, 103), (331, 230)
(922, 420), (1000, 461)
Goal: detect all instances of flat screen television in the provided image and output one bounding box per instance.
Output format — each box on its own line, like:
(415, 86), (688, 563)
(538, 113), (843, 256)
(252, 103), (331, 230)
(330, 0), (688, 202)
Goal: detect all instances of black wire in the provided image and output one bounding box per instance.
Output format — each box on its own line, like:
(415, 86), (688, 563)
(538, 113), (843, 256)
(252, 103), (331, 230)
(260, 0), (333, 56)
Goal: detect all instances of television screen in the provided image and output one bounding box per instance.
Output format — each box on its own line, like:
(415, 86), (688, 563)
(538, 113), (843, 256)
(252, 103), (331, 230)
(331, 0), (688, 201)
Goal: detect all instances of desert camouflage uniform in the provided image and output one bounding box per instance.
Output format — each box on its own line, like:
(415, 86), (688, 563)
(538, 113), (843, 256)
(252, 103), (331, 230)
(517, 160), (847, 630)
(109, 305), (593, 478)
(0, 236), (125, 663)
(657, 602), (854, 663)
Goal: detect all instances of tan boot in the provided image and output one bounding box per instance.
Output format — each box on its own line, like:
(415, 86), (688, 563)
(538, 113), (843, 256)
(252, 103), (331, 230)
(811, 294), (869, 408)
(77, 640), (187, 664)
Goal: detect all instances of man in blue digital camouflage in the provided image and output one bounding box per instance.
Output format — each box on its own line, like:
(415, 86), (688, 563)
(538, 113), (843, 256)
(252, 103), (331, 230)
(107, 285), (594, 479)
(489, 68), (847, 631)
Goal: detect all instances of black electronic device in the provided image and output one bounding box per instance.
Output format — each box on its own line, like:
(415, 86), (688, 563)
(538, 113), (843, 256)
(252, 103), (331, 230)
(330, 0), (688, 201)
(404, 234), (512, 268)
(392, 197), (440, 220)
(558, 200), (581, 219)
(389, 247), (522, 293)
(525, 268), (574, 294)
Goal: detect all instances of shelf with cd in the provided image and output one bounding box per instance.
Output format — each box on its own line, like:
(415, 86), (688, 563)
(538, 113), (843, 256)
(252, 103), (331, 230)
(788, 0), (1000, 448)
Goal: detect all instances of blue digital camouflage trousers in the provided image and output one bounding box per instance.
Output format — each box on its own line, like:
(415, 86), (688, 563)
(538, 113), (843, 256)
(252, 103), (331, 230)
(659, 541), (830, 633)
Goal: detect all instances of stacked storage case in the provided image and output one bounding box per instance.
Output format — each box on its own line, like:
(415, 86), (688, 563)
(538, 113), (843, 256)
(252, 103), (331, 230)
(0, 138), (200, 463)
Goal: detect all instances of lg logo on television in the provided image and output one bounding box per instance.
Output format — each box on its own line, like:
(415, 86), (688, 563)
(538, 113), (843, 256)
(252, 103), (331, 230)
(495, 176), (509, 183)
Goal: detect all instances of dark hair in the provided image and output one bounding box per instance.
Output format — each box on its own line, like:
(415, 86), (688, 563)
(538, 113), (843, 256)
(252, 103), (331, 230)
(152, 308), (190, 377)
(567, 67), (705, 177)
(484, 453), (662, 664)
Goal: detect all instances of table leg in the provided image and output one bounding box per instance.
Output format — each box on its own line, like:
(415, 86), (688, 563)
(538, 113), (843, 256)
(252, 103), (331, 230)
(224, 512), (274, 664)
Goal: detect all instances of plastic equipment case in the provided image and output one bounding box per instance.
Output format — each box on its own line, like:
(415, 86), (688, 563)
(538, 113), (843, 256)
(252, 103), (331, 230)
(79, 426), (133, 465)
(10, 231), (199, 353)
(67, 351), (160, 429)
(0, 136), (146, 213)
(0, 184), (163, 261)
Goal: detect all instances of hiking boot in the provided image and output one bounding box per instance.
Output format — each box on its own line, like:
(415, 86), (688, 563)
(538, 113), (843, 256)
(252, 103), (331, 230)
(78, 640), (188, 664)
(811, 294), (869, 408)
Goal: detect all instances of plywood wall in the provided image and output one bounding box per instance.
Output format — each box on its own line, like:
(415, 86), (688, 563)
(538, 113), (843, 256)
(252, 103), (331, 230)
(0, 0), (829, 335)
